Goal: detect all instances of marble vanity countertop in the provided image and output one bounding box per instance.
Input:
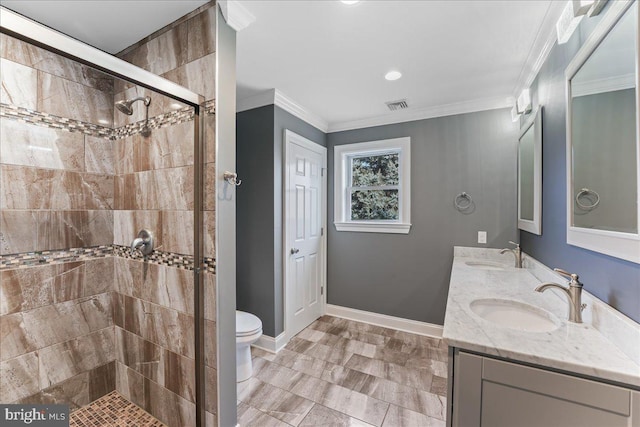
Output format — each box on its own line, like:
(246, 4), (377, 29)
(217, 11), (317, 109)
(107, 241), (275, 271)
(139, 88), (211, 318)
(443, 247), (640, 388)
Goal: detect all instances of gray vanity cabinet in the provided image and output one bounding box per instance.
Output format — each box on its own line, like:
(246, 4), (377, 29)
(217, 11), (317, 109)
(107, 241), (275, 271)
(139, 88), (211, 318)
(450, 350), (640, 427)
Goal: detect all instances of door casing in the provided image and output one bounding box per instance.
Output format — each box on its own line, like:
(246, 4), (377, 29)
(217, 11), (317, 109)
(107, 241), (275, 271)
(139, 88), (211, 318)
(283, 129), (328, 343)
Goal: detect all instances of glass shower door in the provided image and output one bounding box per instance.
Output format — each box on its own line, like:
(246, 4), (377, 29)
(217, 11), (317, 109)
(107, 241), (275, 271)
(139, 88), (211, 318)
(0, 30), (204, 426)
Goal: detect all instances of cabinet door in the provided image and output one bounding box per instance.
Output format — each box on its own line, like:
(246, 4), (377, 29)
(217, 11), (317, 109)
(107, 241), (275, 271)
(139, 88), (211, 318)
(452, 351), (482, 427)
(481, 357), (633, 427)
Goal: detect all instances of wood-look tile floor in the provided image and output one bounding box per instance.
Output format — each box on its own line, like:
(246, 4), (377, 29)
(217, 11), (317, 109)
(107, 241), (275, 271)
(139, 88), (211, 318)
(239, 316), (448, 427)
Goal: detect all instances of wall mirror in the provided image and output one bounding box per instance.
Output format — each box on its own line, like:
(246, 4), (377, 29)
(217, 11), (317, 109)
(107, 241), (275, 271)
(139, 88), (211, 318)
(566, 0), (639, 263)
(518, 107), (542, 235)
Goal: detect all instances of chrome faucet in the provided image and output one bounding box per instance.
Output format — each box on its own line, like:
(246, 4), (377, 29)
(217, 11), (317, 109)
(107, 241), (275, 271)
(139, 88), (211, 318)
(500, 241), (523, 268)
(535, 268), (586, 323)
(130, 229), (154, 255)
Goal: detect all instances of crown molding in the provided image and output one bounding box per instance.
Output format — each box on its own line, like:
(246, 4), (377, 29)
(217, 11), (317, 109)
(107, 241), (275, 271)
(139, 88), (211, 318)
(327, 96), (515, 133)
(238, 90), (514, 134)
(236, 89), (276, 113)
(512, 1), (566, 98)
(237, 89), (329, 132)
(273, 90), (329, 132)
(218, 0), (255, 32)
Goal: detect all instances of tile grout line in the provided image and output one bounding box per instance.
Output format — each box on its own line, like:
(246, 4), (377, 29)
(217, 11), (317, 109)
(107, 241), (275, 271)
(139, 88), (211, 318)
(243, 362), (379, 426)
(281, 335), (443, 395)
(380, 401), (392, 427)
(251, 317), (448, 422)
(250, 353), (405, 424)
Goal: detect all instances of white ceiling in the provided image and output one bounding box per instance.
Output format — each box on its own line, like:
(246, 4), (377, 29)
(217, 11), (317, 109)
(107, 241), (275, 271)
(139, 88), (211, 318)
(1, 0), (567, 131)
(236, 0), (564, 130)
(0, 1), (209, 54)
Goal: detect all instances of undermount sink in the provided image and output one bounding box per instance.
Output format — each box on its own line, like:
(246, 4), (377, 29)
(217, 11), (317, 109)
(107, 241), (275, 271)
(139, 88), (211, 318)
(469, 298), (560, 333)
(465, 261), (507, 271)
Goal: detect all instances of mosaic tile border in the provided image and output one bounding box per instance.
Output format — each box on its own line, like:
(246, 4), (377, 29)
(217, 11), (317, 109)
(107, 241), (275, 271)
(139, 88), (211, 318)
(0, 99), (215, 141)
(112, 245), (216, 273)
(204, 99), (215, 115)
(0, 245), (113, 270)
(0, 103), (113, 138)
(0, 245), (216, 273)
(111, 107), (195, 139)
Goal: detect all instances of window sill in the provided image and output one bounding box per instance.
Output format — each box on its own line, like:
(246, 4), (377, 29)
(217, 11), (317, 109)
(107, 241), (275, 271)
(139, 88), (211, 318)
(334, 222), (411, 234)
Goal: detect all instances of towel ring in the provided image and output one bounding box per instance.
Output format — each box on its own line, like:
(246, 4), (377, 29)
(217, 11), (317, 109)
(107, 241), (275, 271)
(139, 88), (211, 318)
(575, 188), (600, 210)
(454, 192), (473, 211)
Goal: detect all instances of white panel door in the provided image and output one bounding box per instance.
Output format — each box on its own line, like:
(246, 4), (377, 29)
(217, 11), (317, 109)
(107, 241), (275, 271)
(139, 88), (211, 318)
(285, 131), (326, 339)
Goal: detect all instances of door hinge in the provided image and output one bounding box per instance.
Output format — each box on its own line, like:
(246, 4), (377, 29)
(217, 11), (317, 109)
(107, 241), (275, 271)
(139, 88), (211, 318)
(321, 286), (324, 296)
(321, 168), (325, 176)
(321, 227), (324, 236)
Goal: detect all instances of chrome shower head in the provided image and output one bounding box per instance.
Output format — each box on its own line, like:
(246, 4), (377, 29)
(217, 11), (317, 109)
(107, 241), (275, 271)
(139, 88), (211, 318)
(115, 96), (151, 115)
(115, 100), (133, 115)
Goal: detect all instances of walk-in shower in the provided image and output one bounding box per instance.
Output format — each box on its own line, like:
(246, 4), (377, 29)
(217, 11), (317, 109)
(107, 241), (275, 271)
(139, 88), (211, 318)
(0, 5), (217, 427)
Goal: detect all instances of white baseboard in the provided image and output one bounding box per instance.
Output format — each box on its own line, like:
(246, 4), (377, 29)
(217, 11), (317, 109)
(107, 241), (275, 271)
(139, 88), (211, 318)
(252, 332), (288, 354)
(325, 304), (443, 338)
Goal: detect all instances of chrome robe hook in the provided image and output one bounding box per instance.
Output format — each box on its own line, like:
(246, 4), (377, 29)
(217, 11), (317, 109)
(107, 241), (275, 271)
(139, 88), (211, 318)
(223, 171), (242, 186)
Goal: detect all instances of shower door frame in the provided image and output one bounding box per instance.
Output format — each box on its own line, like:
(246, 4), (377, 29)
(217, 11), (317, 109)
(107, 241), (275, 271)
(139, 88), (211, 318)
(0, 7), (208, 427)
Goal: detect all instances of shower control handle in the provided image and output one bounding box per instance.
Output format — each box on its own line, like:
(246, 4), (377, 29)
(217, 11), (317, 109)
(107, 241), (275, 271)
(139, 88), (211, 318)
(131, 229), (154, 255)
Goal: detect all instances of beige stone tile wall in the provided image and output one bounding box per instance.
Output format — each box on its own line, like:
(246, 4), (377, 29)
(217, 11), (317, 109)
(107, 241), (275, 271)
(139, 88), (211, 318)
(0, 257), (115, 407)
(0, 33), (115, 256)
(0, 33), (118, 409)
(0, 5), (217, 426)
(113, 4), (217, 426)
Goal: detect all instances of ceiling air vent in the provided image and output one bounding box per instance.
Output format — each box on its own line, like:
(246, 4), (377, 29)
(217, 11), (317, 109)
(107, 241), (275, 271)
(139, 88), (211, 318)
(386, 99), (409, 111)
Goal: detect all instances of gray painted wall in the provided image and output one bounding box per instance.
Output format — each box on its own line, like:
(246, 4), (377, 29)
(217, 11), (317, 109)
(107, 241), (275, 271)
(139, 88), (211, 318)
(327, 109), (518, 325)
(520, 6), (640, 323)
(236, 105), (276, 335)
(236, 105), (326, 337)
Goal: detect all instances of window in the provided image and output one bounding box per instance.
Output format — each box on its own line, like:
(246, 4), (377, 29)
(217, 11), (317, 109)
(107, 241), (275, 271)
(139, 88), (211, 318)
(334, 137), (411, 233)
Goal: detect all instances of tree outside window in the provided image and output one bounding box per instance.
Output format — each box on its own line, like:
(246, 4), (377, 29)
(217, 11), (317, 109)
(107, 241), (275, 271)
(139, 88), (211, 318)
(334, 137), (411, 234)
(349, 153), (399, 220)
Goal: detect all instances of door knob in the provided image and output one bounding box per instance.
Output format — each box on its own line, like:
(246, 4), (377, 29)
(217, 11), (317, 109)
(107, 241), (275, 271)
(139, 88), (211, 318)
(290, 248), (300, 255)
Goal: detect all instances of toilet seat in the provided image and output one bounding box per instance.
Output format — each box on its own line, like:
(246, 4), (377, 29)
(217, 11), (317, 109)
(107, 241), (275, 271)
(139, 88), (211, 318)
(236, 311), (262, 337)
(235, 310), (263, 382)
(237, 328), (262, 337)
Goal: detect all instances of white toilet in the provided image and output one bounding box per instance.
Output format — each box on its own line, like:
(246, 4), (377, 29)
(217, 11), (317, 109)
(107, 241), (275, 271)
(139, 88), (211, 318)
(236, 310), (263, 382)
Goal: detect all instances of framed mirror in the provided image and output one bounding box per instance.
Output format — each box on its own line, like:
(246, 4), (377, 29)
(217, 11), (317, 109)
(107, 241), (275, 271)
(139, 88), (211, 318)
(565, 0), (639, 263)
(518, 107), (542, 235)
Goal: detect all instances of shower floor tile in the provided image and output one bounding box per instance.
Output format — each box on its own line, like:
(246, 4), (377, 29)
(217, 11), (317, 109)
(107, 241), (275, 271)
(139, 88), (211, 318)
(70, 391), (166, 427)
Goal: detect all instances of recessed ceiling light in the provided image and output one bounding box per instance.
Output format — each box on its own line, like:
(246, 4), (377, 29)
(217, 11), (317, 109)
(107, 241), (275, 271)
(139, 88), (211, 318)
(385, 70), (402, 81)
(341, 1), (360, 5)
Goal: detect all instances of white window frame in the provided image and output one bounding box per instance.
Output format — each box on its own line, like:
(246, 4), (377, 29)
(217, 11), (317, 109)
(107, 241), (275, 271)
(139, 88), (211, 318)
(334, 137), (411, 234)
